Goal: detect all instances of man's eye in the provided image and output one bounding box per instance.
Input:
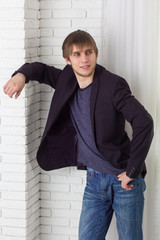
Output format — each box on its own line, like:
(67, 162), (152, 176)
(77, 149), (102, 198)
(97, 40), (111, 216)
(73, 53), (80, 56)
(86, 51), (92, 55)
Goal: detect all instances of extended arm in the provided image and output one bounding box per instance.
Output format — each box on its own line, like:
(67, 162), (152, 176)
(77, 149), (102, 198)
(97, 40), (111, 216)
(3, 62), (62, 99)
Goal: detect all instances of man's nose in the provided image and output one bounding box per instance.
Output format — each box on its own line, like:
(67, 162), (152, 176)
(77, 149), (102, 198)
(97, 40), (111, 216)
(81, 54), (88, 62)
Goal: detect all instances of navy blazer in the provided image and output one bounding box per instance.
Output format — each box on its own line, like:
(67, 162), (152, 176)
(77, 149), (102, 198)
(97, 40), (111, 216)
(13, 63), (154, 179)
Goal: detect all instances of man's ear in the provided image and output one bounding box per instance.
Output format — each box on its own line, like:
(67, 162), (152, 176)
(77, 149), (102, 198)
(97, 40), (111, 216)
(96, 52), (98, 60)
(64, 58), (71, 65)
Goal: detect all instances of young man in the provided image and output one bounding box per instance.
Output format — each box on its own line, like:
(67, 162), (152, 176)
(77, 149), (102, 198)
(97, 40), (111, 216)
(3, 30), (153, 240)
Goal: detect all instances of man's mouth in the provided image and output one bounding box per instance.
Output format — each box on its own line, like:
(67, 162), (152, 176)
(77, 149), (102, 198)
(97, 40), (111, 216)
(80, 65), (90, 69)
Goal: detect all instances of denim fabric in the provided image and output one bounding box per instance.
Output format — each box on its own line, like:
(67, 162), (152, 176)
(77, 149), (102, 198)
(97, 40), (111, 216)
(79, 167), (146, 240)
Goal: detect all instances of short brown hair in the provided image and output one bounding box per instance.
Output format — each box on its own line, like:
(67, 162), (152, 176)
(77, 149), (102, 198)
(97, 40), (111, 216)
(62, 30), (98, 60)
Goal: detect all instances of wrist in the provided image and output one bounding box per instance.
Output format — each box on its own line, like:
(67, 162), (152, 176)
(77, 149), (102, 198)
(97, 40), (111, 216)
(16, 73), (26, 83)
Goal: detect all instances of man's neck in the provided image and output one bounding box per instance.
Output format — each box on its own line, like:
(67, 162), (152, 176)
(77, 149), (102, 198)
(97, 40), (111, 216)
(77, 77), (93, 89)
(74, 71), (95, 89)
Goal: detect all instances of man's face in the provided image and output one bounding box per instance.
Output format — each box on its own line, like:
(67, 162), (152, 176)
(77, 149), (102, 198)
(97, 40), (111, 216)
(64, 45), (98, 81)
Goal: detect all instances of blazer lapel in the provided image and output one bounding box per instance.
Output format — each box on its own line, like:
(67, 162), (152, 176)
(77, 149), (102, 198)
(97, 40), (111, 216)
(90, 64), (101, 137)
(42, 65), (78, 140)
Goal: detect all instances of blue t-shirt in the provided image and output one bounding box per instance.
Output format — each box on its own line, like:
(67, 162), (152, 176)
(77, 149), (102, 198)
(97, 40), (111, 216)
(69, 84), (123, 175)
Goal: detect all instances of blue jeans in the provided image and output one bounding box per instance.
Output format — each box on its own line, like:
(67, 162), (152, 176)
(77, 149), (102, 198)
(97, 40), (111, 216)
(79, 167), (146, 240)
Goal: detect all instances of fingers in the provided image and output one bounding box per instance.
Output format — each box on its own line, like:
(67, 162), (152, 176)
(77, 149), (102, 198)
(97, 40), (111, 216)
(3, 80), (20, 98)
(3, 85), (15, 98)
(117, 172), (133, 191)
(121, 182), (133, 191)
(15, 91), (21, 99)
(3, 73), (26, 99)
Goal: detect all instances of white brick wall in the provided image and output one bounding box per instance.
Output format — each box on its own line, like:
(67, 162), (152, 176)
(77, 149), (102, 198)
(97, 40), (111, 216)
(0, 0), (40, 239)
(0, 0), (103, 239)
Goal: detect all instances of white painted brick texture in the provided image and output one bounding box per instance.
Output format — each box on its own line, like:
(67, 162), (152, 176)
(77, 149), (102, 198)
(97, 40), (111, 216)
(0, 0), (40, 239)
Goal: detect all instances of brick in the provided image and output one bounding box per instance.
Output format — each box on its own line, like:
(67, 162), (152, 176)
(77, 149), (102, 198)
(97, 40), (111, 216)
(73, 0), (102, 9)
(3, 209), (27, 219)
(40, 1), (72, 10)
(40, 19), (71, 28)
(0, 20), (24, 29)
(87, 9), (102, 18)
(25, 38), (40, 48)
(0, 58), (25, 70)
(0, 145), (26, 154)
(41, 225), (52, 234)
(52, 9), (86, 18)
(70, 184), (85, 193)
(41, 200), (70, 209)
(25, 9), (39, 19)
(0, 9), (24, 19)
(3, 172), (26, 182)
(72, 18), (101, 28)
(2, 163), (27, 173)
(71, 201), (82, 210)
(41, 208), (52, 217)
(40, 191), (51, 200)
(1, 136), (25, 145)
(40, 47), (53, 56)
(25, 19), (39, 29)
(52, 46), (61, 56)
(25, 48), (39, 58)
(25, 102), (40, 116)
(51, 192), (83, 202)
(52, 209), (80, 219)
(1, 199), (27, 210)
(40, 10), (52, 19)
(25, 93), (40, 107)
(41, 174), (50, 183)
(27, 192), (40, 209)
(0, 49), (26, 58)
(2, 226), (27, 236)
(25, 29), (40, 39)
(51, 175), (83, 184)
(54, 28), (76, 37)
(39, 55), (64, 65)
(0, 107), (26, 117)
(2, 181), (26, 191)
(2, 191), (27, 201)
(0, 29), (25, 39)
(50, 226), (78, 236)
(0, 0), (25, 8)
(40, 28), (53, 37)
(1, 117), (25, 127)
(41, 183), (70, 193)
(41, 217), (69, 226)
(26, 129), (40, 144)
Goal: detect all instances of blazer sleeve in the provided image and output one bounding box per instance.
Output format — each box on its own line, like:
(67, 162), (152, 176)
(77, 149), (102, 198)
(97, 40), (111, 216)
(12, 62), (62, 89)
(112, 77), (154, 179)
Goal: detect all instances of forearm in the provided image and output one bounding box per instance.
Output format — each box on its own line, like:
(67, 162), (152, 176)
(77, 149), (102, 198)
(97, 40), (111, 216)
(126, 112), (154, 179)
(12, 62), (61, 88)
